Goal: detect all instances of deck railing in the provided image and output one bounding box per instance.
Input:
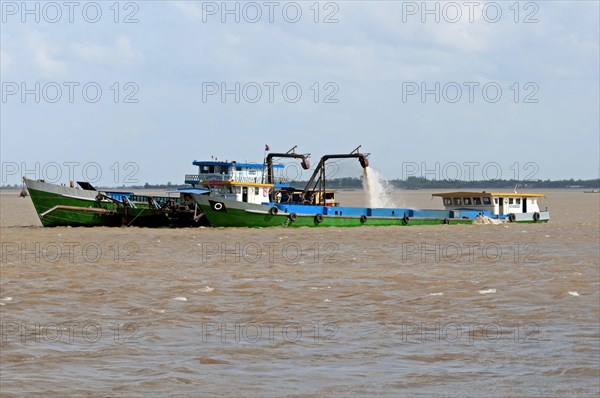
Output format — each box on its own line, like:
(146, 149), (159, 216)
(185, 173), (294, 184)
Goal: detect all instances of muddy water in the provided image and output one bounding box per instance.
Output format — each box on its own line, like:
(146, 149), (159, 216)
(1, 189), (598, 397)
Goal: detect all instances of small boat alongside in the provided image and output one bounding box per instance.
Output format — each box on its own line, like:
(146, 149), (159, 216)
(432, 191), (550, 223)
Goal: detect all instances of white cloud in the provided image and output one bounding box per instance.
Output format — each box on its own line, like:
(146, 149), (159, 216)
(0, 47), (13, 73)
(71, 35), (142, 66)
(170, 1), (204, 20)
(26, 30), (67, 77)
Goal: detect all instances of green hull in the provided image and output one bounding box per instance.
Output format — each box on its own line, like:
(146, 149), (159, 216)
(26, 180), (170, 227)
(208, 209), (473, 227)
(27, 186), (121, 227)
(194, 197), (469, 228)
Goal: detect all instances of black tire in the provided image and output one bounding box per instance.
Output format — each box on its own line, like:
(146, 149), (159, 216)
(360, 215), (367, 224)
(402, 214), (409, 225)
(289, 212), (297, 221)
(269, 206), (278, 216)
(533, 212), (540, 222)
(508, 213), (516, 222)
(315, 213), (323, 223)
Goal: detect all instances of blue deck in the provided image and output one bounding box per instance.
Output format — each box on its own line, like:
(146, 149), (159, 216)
(271, 203), (497, 219)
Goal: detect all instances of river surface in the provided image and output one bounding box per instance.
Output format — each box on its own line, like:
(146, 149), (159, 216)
(1, 189), (598, 397)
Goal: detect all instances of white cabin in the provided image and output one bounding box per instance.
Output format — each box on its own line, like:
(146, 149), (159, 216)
(432, 191), (544, 215)
(183, 160), (293, 205)
(202, 181), (272, 205)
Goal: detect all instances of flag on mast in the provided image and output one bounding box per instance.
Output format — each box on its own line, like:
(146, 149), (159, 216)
(265, 144), (270, 151)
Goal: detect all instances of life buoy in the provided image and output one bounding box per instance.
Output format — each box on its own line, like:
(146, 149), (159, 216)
(360, 215), (367, 224)
(213, 202), (223, 211)
(402, 214), (409, 225)
(508, 213), (516, 222)
(289, 212), (297, 221)
(269, 206), (278, 216)
(533, 212), (540, 222)
(315, 213), (323, 223)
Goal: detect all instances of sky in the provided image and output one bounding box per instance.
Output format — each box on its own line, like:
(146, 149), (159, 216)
(1, 0), (599, 186)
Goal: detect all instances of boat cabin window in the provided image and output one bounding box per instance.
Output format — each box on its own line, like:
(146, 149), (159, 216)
(453, 198), (462, 205)
(254, 187), (259, 195)
(516, 198), (521, 204)
(236, 167), (242, 171)
(473, 197), (482, 205)
(509, 198), (514, 204)
(443, 198), (452, 205)
(463, 197), (472, 205)
(494, 198), (498, 204)
(483, 197), (491, 205)
(248, 170), (257, 175)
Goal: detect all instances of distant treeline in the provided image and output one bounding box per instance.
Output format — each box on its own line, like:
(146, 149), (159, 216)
(304, 177), (600, 189)
(3, 177), (598, 190)
(390, 177), (600, 189)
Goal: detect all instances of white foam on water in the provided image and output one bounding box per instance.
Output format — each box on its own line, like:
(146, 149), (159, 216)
(362, 167), (397, 208)
(479, 289), (496, 294)
(429, 292), (444, 296)
(473, 215), (505, 225)
(172, 296), (188, 301)
(194, 286), (214, 293)
(1, 297), (13, 302)
(568, 291), (579, 296)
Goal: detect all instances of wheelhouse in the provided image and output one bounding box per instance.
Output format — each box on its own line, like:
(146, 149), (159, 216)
(183, 160), (294, 205)
(185, 160), (289, 187)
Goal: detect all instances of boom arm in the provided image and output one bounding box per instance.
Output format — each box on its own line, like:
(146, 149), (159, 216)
(302, 146), (369, 204)
(266, 146), (310, 185)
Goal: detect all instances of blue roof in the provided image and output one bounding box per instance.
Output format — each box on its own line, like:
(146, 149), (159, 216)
(168, 188), (210, 194)
(192, 160), (283, 168)
(104, 191), (134, 195)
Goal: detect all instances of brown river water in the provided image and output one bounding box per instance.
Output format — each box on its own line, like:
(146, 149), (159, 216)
(1, 189), (598, 397)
